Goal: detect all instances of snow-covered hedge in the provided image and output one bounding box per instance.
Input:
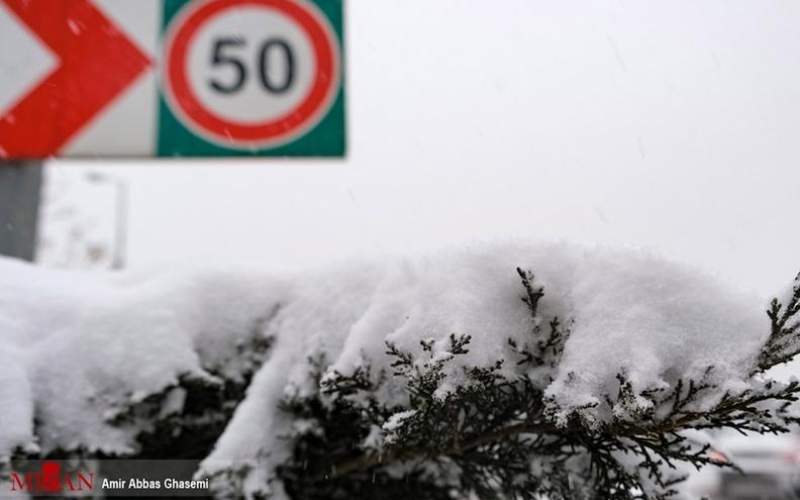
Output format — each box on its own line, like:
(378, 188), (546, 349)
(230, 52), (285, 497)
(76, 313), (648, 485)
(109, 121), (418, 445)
(1, 242), (798, 499)
(0, 258), (285, 459)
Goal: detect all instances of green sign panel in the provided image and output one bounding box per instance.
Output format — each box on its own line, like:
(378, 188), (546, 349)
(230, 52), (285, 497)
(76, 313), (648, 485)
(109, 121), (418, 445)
(159, 0), (346, 157)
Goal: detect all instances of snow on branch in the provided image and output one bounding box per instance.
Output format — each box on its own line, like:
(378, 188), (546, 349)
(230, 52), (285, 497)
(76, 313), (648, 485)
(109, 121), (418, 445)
(271, 265), (800, 500)
(0, 257), (285, 463)
(3, 243), (800, 500)
(756, 271), (800, 373)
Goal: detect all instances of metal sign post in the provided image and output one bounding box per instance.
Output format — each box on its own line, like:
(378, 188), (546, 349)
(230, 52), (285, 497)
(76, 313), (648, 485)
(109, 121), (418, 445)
(0, 161), (42, 261)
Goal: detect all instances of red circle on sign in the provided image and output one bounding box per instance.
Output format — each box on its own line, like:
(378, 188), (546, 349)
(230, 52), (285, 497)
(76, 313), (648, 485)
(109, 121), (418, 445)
(163, 0), (339, 147)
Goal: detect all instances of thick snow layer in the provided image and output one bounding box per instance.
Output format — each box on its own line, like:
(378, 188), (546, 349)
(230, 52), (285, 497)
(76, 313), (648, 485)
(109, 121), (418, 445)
(0, 242), (774, 497)
(0, 257), (284, 459)
(202, 242), (768, 494)
(543, 245), (765, 422)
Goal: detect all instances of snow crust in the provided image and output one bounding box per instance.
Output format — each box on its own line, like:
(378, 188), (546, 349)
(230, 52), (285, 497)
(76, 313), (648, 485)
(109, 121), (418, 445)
(0, 257), (284, 459)
(203, 242), (768, 494)
(0, 242), (772, 496)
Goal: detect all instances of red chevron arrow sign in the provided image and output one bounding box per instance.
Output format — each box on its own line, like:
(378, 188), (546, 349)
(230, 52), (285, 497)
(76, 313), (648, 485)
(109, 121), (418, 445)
(0, 0), (345, 159)
(0, 0), (151, 158)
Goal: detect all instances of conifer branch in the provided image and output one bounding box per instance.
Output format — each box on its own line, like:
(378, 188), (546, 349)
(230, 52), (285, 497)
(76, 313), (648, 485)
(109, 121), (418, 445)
(270, 269), (800, 499)
(755, 271), (800, 373)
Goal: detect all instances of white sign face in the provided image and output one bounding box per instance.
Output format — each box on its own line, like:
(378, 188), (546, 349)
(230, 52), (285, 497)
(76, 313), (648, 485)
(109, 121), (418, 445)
(187, 7), (318, 124)
(0, 0), (345, 159)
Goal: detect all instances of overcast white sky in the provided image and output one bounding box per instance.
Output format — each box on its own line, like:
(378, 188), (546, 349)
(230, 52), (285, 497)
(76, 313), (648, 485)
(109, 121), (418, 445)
(46, 0), (800, 298)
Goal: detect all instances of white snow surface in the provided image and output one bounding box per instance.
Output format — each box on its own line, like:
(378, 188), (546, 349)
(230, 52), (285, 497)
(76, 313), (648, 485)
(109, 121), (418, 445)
(204, 242), (768, 494)
(0, 257), (285, 459)
(0, 242), (774, 495)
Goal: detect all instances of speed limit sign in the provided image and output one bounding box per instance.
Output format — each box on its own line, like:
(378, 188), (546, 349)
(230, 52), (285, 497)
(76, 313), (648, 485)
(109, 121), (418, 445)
(161, 0), (343, 155)
(0, 0), (344, 159)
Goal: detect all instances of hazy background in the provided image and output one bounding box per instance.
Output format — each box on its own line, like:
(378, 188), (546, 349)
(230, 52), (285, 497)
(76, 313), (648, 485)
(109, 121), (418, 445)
(44, 0), (800, 299)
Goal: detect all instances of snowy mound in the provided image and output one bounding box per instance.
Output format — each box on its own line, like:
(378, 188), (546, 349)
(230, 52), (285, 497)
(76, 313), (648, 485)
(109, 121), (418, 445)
(0, 243), (771, 496)
(0, 257), (285, 459)
(202, 243), (767, 495)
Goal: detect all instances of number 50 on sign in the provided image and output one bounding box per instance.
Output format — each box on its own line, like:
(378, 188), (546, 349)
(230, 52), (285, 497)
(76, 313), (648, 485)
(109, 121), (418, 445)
(0, 0), (345, 159)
